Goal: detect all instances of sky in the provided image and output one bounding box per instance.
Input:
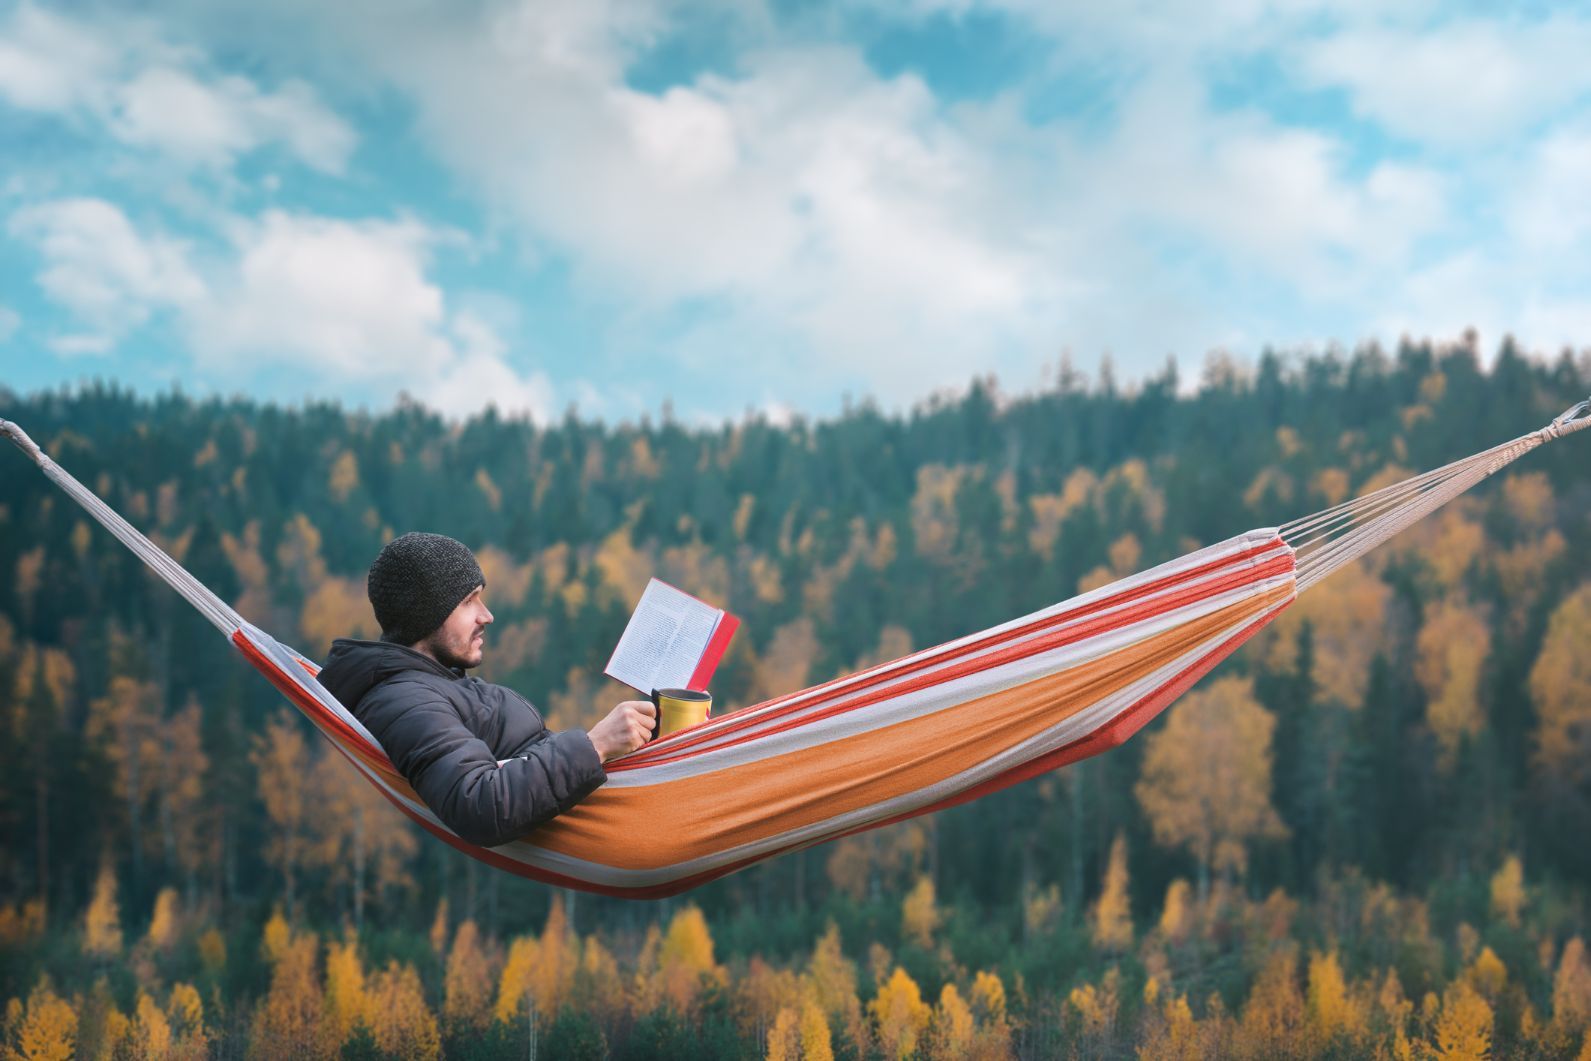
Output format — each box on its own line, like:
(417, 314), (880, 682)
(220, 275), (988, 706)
(2, 0), (1590, 425)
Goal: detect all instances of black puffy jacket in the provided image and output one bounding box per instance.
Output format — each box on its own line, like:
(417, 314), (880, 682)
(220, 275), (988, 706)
(317, 638), (606, 847)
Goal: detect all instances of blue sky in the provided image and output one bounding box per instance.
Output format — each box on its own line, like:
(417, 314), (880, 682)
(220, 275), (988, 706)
(2, 0), (1590, 425)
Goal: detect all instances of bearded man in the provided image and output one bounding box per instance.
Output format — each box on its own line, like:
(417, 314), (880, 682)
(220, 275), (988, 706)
(319, 532), (654, 847)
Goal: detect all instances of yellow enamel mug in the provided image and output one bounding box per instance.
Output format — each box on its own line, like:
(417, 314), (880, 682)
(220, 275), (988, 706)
(651, 687), (712, 739)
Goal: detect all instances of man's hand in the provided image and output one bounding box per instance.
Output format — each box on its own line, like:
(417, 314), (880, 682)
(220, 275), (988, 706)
(587, 700), (657, 763)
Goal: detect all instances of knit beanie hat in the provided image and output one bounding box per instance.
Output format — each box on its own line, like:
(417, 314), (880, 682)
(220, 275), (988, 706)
(367, 532), (485, 645)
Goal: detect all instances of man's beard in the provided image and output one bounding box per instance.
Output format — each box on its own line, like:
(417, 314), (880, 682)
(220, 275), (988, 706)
(427, 630), (483, 671)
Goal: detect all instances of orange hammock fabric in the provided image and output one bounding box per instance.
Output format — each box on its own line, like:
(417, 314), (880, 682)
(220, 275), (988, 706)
(2, 400), (1585, 898)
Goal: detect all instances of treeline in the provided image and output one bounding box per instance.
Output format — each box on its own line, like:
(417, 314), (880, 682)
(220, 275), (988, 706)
(1, 333), (1589, 1057)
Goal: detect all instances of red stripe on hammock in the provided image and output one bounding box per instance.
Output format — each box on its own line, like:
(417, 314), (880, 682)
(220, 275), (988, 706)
(615, 549), (1294, 770)
(617, 537), (1289, 768)
(828, 597), (1293, 837)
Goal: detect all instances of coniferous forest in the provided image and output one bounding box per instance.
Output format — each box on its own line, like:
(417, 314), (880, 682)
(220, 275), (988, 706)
(2, 334), (1590, 1058)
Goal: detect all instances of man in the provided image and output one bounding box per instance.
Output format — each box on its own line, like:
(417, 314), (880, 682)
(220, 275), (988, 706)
(318, 531), (655, 847)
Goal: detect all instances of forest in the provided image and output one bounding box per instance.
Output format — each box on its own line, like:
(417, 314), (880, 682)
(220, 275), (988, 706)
(1, 332), (1589, 1058)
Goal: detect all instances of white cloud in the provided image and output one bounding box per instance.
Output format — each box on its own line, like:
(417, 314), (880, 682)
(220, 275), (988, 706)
(0, 4), (115, 112)
(187, 211), (556, 420)
(49, 332), (114, 357)
(0, 305), (20, 342)
(326, 11), (1069, 400)
(1077, 76), (1449, 294)
(9, 197), (205, 350)
(190, 212), (451, 375)
(1300, 16), (1591, 147)
(10, 196), (557, 419)
(432, 313), (556, 421)
(0, 4), (354, 173)
(1509, 125), (1591, 256)
(113, 67), (354, 172)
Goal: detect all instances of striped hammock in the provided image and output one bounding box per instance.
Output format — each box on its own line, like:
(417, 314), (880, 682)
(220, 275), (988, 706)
(2, 400), (1586, 899)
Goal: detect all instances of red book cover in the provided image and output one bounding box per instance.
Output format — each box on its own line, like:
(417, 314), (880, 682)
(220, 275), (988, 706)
(687, 611), (740, 692)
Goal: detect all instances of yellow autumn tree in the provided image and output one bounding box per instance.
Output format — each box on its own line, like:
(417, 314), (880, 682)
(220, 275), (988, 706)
(152, 698), (209, 886)
(1489, 856), (1525, 929)
(1138, 993), (1204, 1060)
(1552, 938), (1591, 1043)
(577, 936), (628, 1028)
(594, 526), (652, 605)
(1024, 883), (1063, 940)
(805, 922), (866, 1055)
(901, 876), (939, 949)
(528, 897), (577, 1019)
(1264, 563), (1389, 708)
(82, 860), (122, 959)
(144, 887), (179, 952)
(1429, 980), (1494, 1059)
(220, 520), (274, 624)
(165, 982), (208, 1058)
(1068, 969), (1120, 1042)
(249, 930), (327, 1059)
(1467, 947), (1508, 1004)
(85, 675), (164, 869)
(1092, 833), (1133, 952)
(928, 983), (974, 1060)
(250, 710), (314, 915)
(6, 978), (77, 1061)
(366, 960), (441, 1060)
(133, 991), (172, 1058)
(1237, 949), (1307, 1057)
(657, 905), (724, 1015)
(870, 967), (931, 1060)
(327, 449), (359, 502)
(799, 1000), (834, 1061)
(495, 935), (538, 1026)
(1307, 950), (1364, 1046)
(1532, 584), (1591, 788)
(752, 619), (820, 704)
(299, 577), (379, 654)
(323, 934), (370, 1048)
(1135, 676), (1286, 897)
(766, 1005), (800, 1061)
(632, 923), (666, 1018)
(443, 920), (496, 1032)
(969, 971), (1013, 1059)
(275, 512), (328, 595)
(1416, 598), (1491, 770)
(1159, 879), (1193, 943)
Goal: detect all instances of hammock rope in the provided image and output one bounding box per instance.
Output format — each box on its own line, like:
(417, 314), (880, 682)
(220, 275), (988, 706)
(1281, 398), (1589, 591)
(2, 398), (1585, 899)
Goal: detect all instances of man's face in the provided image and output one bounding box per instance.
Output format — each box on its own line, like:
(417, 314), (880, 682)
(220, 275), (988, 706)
(419, 585), (493, 670)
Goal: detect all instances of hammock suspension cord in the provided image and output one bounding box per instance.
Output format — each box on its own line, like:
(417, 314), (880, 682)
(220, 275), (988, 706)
(1279, 398), (1590, 592)
(0, 419), (244, 637)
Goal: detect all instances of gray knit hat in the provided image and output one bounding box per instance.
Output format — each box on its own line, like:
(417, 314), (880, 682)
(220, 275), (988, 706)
(368, 532), (485, 645)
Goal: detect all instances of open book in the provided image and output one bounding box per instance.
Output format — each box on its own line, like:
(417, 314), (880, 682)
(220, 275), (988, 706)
(603, 578), (740, 694)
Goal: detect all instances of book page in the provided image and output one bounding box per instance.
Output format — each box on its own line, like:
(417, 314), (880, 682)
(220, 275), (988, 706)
(604, 579), (722, 692)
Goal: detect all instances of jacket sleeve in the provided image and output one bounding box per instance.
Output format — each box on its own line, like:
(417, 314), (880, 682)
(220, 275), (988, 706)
(374, 687), (607, 847)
